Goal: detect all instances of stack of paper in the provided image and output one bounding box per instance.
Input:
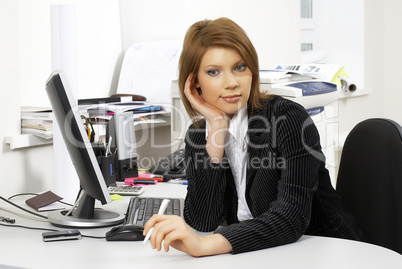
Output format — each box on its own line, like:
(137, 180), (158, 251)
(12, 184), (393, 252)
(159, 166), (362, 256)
(270, 64), (344, 82)
(82, 101), (168, 124)
(21, 106), (53, 139)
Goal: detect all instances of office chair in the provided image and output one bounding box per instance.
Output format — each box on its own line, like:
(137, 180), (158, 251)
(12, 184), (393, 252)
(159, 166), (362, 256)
(336, 118), (402, 254)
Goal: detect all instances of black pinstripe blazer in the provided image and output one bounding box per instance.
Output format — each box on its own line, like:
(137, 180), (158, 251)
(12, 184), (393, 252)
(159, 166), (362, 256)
(183, 96), (364, 254)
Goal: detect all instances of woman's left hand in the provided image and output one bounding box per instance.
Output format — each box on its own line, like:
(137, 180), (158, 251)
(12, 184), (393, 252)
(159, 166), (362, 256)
(143, 215), (232, 257)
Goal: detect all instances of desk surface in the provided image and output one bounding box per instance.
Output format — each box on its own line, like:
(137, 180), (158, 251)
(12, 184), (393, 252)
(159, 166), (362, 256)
(1, 184), (401, 269)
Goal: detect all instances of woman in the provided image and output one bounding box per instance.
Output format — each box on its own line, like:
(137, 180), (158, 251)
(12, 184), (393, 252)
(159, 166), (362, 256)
(143, 17), (364, 256)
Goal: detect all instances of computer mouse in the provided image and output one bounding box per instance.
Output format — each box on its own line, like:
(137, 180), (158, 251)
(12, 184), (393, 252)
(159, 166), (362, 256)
(105, 224), (145, 241)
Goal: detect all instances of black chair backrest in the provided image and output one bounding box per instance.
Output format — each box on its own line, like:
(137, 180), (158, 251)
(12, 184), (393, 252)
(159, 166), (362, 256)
(336, 118), (402, 254)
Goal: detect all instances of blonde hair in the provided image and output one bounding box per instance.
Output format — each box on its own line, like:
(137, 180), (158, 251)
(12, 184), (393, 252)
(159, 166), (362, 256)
(178, 17), (270, 128)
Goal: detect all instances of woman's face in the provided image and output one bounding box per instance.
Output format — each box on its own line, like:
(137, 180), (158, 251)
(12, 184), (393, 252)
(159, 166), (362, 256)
(195, 47), (252, 117)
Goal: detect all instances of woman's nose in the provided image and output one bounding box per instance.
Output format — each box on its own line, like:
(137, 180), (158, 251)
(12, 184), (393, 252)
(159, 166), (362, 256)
(224, 72), (239, 90)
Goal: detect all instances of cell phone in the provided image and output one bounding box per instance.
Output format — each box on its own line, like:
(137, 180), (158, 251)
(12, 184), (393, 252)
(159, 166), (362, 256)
(42, 229), (82, 242)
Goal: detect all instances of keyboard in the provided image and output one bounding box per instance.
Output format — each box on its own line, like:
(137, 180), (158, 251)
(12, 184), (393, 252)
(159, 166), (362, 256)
(124, 197), (184, 226)
(108, 185), (144, 196)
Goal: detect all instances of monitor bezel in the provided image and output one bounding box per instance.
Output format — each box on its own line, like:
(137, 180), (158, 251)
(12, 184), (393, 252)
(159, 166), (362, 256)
(45, 70), (123, 228)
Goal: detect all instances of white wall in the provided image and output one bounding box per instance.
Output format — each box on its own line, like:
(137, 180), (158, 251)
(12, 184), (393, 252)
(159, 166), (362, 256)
(1, 0), (26, 196)
(336, 0), (402, 134)
(314, 0), (365, 88)
(18, 0), (122, 106)
(311, 0), (402, 134)
(383, 0), (402, 123)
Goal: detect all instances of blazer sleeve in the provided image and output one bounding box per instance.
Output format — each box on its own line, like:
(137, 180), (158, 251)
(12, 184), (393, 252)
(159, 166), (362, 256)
(216, 99), (324, 254)
(183, 123), (233, 232)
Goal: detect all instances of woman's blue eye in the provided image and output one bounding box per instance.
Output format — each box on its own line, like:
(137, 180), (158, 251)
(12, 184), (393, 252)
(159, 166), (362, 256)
(207, 70), (219, 76)
(235, 64), (247, 71)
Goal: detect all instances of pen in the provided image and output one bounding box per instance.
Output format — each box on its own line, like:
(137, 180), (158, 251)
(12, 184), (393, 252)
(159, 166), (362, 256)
(132, 180), (157, 185)
(138, 174), (161, 178)
(143, 199), (170, 244)
(168, 179), (188, 185)
(138, 174), (164, 181)
(125, 178), (158, 185)
(105, 136), (112, 156)
(126, 177), (164, 182)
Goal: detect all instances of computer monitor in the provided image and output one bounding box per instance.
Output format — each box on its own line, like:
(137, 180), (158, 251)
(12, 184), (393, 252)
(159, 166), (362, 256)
(45, 70), (124, 228)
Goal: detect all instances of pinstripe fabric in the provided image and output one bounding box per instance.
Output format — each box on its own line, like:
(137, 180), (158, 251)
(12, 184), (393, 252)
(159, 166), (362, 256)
(183, 96), (364, 254)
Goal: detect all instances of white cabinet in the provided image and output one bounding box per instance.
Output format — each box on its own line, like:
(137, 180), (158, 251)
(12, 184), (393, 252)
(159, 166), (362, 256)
(170, 81), (191, 152)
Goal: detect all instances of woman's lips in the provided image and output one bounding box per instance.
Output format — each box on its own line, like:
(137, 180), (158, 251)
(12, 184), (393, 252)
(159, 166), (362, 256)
(221, 94), (241, 103)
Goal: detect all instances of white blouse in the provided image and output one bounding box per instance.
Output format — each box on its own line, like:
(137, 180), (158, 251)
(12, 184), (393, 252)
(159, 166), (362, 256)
(206, 105), (253, 221)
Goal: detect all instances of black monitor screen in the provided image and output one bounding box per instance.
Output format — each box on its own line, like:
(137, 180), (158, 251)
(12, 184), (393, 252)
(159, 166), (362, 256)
(45, 70), (124, 228)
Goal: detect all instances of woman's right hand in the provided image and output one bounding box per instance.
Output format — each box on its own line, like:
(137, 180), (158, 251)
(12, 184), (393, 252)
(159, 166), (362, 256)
(183, 73), (229, 162)
(143, 214), (232, 257)
(183, 73), (229, 128)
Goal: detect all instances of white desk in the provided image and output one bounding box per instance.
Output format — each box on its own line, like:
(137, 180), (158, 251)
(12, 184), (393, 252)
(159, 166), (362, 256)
(1, 184), (401, 269)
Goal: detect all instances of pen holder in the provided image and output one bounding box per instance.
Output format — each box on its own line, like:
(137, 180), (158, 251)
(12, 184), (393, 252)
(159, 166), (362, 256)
(96, 154), (117, 187)
(92, 143), (138, 182)
(92, 143), (117, 186)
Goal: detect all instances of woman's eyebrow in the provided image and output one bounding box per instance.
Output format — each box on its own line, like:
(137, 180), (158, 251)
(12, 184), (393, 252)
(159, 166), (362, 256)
(202, 64), (221, 69)
(202, 60), (245, 69)
(234, 59), (246, 65)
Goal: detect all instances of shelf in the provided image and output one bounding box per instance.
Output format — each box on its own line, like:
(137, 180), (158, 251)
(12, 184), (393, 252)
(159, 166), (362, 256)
(5, 116), (171, 150)
(4, 134), (53, 150)
(134, 117), (171, 130)
(338, 87), (372, 99)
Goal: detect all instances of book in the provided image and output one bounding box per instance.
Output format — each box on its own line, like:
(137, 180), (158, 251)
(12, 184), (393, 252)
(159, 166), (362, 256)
(21, 127), (53, 139)
(21, 106), (53, 120)
(25, 191), (64, 212)
(78, 96), (130, 105)
(78, 94), (147, 105)
(21, 122), (53, 131)
(87, 103), (164, 116)
(20, 107), (54, 139)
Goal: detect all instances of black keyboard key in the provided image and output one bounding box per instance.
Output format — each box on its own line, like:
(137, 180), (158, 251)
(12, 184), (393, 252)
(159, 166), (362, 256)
(124, 197), (183, 226)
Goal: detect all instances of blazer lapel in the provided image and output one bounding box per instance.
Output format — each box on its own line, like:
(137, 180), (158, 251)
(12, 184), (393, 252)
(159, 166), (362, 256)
(246, 105), (269, 188)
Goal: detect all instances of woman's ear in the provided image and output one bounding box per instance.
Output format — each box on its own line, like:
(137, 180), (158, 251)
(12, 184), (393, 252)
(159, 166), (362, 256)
(194, 77), (202, 94)
(194, 77), (200, 88)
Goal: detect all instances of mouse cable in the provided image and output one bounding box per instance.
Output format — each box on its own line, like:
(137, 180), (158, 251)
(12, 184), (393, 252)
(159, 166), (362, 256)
(80, 234), (106, 239)
(0, 222), (106, 239)
(0, 196), (47, 220)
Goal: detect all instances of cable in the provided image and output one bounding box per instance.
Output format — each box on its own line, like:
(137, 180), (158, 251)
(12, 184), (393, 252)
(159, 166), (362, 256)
(8, 193), (39, 200)
(0, 222), (57, 232)
(0, 206), (48, 222)
(0, 196), (48, 220)
(81, 234), (106, 239)
(1, 194), (107, 240)
(0, 216), (15, 224)
(0, 222), (106, 239)
(64, 190), (83, 217)
(7, 192), (74, 207)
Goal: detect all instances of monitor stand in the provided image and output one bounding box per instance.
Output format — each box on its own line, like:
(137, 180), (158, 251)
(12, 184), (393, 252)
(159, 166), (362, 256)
(47, 191), (124, 228)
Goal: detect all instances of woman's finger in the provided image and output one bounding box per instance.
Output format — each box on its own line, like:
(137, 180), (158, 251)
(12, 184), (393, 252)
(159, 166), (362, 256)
(147, 215), (183, 251)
